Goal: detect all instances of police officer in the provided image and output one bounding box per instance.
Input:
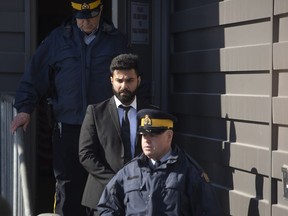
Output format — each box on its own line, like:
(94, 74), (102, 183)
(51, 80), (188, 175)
(97, 109), (221, 215)
(11, 0), (131, 215)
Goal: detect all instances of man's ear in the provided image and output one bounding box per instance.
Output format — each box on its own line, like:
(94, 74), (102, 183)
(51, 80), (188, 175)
(167, 130), (173, 140)
(137, 76), (141, 87)
(110, 75), (113, 84)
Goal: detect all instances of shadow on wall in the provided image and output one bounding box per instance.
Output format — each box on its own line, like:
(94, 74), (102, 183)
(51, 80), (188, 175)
(247, 167), (263, 216)
(222, 115), (235, 215)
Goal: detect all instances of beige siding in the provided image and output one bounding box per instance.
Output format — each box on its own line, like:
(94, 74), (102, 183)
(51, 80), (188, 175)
(273, 0), (288, 215)
(171, 0), (288, 215)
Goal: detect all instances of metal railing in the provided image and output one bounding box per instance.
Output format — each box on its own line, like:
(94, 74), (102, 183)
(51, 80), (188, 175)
(0, 94), (33, 216)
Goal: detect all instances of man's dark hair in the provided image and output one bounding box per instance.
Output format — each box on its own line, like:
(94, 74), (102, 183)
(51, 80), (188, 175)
(110, 53), (139, 76)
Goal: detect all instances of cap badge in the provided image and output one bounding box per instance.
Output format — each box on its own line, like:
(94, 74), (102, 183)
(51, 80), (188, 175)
(81, 3), (90, 10)
(143, 115), (152, 126)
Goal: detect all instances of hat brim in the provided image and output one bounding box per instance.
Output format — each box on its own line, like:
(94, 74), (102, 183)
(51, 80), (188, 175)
(138, 127), (169, 135)
(74, 7), (101, 19)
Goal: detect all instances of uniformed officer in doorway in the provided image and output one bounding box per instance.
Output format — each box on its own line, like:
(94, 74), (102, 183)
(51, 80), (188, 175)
(11, 0), (131, 215)
(97, 109), (221, 215)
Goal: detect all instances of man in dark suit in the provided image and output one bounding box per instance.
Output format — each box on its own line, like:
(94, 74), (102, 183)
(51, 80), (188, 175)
(79, 53), (157, 216)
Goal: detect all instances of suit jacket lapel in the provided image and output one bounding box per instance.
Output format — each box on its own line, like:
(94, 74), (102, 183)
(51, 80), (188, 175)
(136, 98), (145, 110)
(108, 97), (122, 135)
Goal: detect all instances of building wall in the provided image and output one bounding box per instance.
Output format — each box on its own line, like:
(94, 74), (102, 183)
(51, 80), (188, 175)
(2, 0), (288, 215)
(272, 0), (288, 215)
(0, 1), (37, 215)
(0, 0), (30, 93)
(170, 0), (288, 215)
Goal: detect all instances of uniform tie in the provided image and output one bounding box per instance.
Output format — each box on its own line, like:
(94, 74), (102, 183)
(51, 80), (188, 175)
(120, 105), (132, 163)
(154, 160), (161, 169)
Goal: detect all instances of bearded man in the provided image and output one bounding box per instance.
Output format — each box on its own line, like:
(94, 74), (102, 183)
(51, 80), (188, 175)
(78, 53), (158, 216)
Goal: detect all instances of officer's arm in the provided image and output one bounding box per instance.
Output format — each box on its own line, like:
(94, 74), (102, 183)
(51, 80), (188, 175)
(188, 168), (221, 215)
(97, 173), (125, 216)
(13, 35), (53, 119)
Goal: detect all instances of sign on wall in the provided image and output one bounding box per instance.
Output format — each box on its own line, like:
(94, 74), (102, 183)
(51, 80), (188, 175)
(131, 2), (149, 44)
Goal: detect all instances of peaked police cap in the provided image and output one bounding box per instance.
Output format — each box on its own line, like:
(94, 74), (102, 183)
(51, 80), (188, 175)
(71, 0), (102, 19)
(137, 109), (177, 134)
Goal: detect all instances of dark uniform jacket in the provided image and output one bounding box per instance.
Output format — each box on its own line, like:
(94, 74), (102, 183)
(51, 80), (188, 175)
(79, 97), (157, 209)
(14, 17), (130, 125)
(97, 145), (221, 216)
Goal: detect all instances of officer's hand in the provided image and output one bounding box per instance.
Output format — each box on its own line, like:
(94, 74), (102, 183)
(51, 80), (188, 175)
(11, 112), (31, 133)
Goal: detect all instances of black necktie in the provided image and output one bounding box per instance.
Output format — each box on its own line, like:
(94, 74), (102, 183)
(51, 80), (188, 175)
(120, 105), (132, 163)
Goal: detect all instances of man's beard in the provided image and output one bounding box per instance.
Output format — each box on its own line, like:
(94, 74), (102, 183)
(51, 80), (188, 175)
(113, 88), (137, 104)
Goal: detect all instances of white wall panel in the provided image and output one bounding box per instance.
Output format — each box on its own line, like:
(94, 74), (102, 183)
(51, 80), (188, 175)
(230, 143), (270, 175)
(273, 42), (288, 69)
(225, 121), (270, 148)
(277, 72), (288, 96)
(277, 126), (288, 151)
(272, 204), (288, 216)
(274, 0), (288, 15)
(219, 0), (271, 25)
(172, 45), (270, 73)
(220, 45), (270, 71)
(225, 73), (269, 95)
(273, 97), (288, 124)
(229, 190), (270, 216)
(231, 168), (270, 199)
(171, 94), (270, 122)
(224, 22), (271, 47)
(220, 95), (270, 122)
(278, 16), (288, 41)
(171, 0), (272, 33)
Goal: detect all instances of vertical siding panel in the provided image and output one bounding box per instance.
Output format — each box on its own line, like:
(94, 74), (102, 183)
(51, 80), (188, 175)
(272, 0), (288, 214)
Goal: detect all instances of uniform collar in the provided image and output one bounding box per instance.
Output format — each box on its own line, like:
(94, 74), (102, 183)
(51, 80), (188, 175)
(150, 149), (172, 165)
